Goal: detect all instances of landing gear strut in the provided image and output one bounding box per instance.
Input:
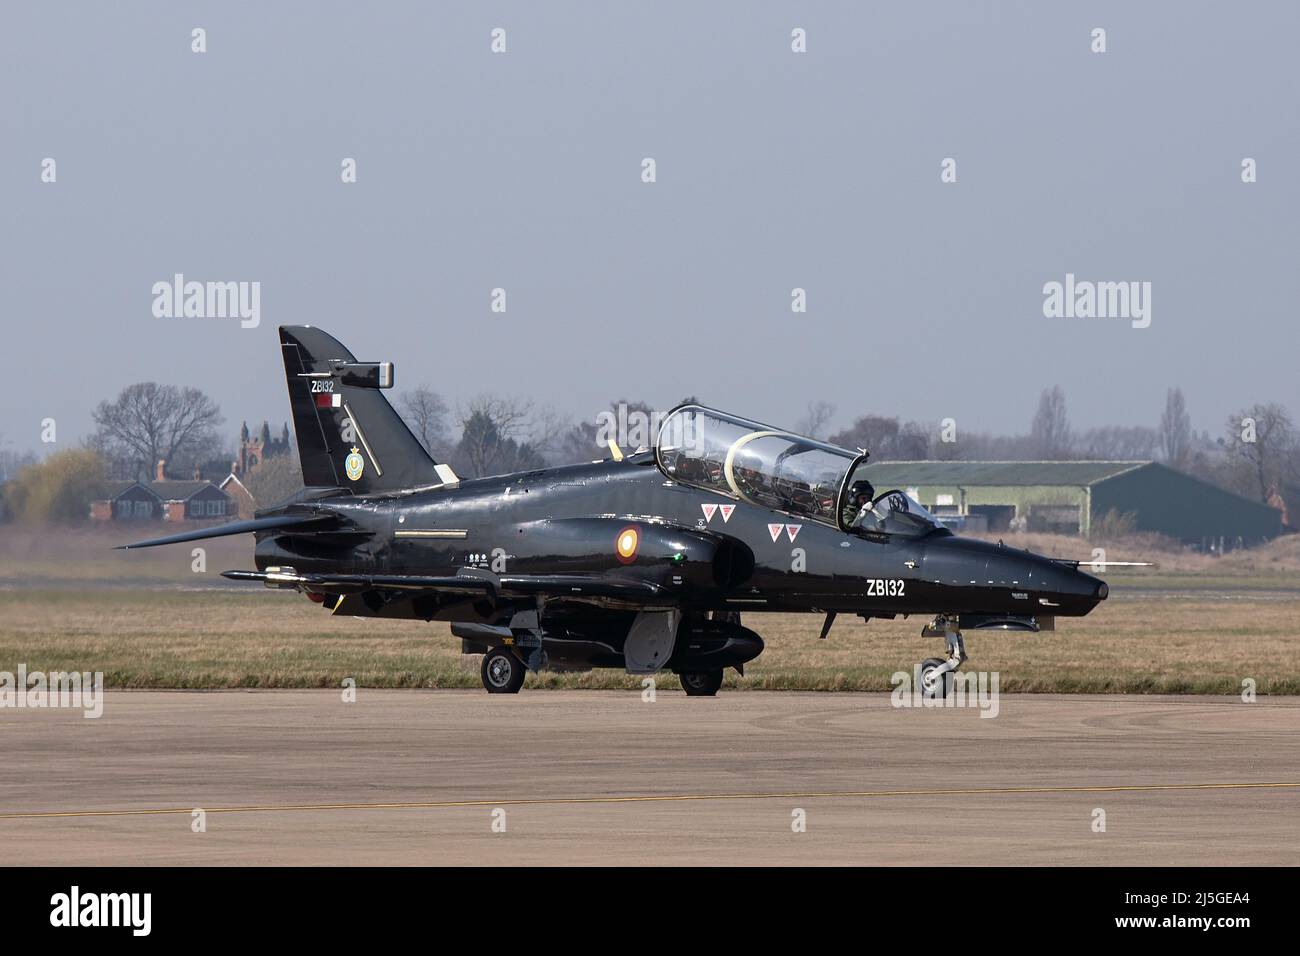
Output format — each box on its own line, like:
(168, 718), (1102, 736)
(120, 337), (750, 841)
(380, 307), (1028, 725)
(918, 618), (967, 699)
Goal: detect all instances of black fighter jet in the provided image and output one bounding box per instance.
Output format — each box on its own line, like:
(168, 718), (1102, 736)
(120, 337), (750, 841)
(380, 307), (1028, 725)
(120, 326), (1111, 696)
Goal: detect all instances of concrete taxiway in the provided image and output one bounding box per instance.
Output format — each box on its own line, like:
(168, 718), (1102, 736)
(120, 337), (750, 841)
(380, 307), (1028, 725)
(2, 690), (1297, 865)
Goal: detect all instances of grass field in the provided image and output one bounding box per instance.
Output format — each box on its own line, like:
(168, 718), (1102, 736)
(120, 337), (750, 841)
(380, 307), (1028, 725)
(1, 586), (1298, 694)
(1, 527), (1296, 693)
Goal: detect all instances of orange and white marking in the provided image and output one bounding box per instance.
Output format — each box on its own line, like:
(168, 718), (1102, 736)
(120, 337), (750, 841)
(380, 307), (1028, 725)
(616, 526), (639, 563)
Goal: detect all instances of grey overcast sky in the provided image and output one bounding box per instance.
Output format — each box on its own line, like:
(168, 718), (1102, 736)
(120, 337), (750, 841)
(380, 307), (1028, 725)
(3, 1), (1297, 457)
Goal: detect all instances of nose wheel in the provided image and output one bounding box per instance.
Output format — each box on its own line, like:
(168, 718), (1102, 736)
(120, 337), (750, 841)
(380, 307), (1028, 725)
(918, 657), (952, 698)
(917, 619), (967, 699)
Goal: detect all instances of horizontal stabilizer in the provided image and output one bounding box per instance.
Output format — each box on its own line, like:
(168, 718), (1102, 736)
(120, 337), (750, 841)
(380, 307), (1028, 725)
(115, 514), (334, 550)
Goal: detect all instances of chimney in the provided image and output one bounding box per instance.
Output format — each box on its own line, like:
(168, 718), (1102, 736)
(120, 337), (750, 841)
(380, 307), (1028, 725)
(193, 464), (202, 480)
(156, 459), (166, 482)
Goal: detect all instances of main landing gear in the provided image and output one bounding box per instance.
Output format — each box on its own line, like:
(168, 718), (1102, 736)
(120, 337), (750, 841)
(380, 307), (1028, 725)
(478, 608), (546, 694)
(675, 609), (738, 696)
(917, 616), (967, 699)
(481, 647), (526, 694)
(678, 669), (725, 696)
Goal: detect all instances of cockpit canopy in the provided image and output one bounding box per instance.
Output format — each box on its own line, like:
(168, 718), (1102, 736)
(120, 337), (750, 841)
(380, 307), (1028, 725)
(849, 488), (944, 538)
(654, 406), (944, 538)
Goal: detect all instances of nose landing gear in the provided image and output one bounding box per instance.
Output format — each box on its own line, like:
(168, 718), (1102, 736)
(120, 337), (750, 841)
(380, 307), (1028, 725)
(918, 616), (967, 699)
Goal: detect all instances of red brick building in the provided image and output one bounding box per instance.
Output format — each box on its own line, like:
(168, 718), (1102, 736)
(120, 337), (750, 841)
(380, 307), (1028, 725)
(90, 460), (233, 523)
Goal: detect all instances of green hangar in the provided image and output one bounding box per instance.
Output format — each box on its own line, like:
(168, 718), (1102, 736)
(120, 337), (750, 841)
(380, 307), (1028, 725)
(859, 461), (1284, 548)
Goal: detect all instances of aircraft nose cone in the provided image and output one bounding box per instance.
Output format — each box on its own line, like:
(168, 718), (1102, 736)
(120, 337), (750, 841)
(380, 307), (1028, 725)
(1067, 567), (1108, 610)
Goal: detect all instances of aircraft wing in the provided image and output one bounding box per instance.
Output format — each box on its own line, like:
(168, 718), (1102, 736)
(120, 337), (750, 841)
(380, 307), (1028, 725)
(116, 514), (338, 550)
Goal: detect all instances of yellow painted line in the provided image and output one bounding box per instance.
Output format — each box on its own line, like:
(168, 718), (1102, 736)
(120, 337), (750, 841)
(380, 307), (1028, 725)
(394, 530), (468, 538)
(1, 781), (1297, 821)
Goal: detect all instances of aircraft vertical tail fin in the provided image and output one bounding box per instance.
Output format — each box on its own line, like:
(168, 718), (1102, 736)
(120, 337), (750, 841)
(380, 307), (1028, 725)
(278, 325), (446, 493)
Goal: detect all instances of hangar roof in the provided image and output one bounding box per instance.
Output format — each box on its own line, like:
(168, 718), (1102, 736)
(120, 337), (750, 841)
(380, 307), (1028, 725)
(859, 461), (1151, 487)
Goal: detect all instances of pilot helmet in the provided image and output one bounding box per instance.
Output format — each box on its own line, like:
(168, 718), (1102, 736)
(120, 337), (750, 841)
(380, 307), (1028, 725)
(848, 479), (875, 504)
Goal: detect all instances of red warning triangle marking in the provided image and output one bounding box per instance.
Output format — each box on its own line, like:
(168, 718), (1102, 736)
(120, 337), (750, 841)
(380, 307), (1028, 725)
(701, 503), (718, 522)
(768, 523), (784, 542)
(719, 504), (735, 523)
(786, 524), (802, 542)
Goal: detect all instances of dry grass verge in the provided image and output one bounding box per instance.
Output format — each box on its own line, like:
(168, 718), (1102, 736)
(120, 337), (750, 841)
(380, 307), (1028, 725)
(1, 585), (1294, 694)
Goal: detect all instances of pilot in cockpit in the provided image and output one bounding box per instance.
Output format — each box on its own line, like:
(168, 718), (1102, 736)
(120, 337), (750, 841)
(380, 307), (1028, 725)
(841, 479), (875, 528)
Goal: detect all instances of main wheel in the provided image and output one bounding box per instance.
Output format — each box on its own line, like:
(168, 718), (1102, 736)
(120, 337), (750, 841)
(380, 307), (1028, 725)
(482, 647), (526, 694)
(918, 657), (952, 699)
(679, 669), (724, 696)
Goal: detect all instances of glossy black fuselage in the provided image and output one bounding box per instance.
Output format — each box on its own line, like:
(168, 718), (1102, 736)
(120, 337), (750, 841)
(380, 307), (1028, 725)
(254, 454), (1106, 625)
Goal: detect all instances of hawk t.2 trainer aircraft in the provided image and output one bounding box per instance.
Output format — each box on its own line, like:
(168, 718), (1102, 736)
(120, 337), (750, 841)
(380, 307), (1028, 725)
(120, 326), (1112, 696)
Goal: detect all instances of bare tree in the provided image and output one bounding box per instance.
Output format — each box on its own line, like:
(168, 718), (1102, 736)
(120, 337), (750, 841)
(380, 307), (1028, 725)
(1226, 403), (1294, 503)
(795, 401), (836, 440)
(525, 404), (574, 461)
(830, 415), (899, 456)
(454, 396), (541, 478)
(948, 430), (1037, 461)
(1076, 425), (1158, 459)
(895, 421), (931, 459)
(828, 415), (929, 460)
(91, 383), (223, 480)
(399, 386), (450, 458)
(555, 422), (604, 464)
(551, 398), (668, 465)
(1159, 387), (1191, 467)
(1030, 386), (1071, 459)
